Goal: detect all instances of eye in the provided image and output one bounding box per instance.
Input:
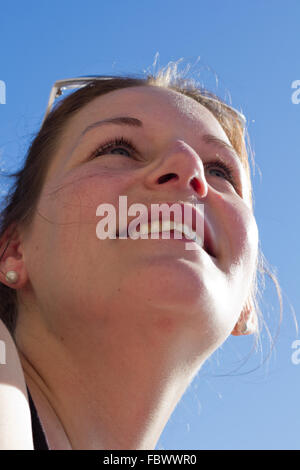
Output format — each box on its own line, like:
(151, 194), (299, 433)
(90, 136), (138, 159)
(205, 160), (239, 191)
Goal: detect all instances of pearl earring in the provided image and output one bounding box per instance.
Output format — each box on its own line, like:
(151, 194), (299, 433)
(5, 270), (19, 284)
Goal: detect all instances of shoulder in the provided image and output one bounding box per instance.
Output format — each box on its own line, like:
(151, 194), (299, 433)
(0, 318), (34, 449)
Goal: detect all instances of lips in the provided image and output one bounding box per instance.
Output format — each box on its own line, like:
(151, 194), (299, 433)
(116, 201), (217, 258)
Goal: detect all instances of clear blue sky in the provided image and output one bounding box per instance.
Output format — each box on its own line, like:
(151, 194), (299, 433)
(0, 0), (299, 450)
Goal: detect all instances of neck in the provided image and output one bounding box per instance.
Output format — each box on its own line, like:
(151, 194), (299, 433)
(16, 316), (204, 450)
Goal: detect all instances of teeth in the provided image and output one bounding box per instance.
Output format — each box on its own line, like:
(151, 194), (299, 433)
(138, 220), (203, 246)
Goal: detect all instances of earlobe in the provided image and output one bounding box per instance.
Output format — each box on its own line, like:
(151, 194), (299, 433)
(0, 225), (28, 288)
(231, 298), (257, 336)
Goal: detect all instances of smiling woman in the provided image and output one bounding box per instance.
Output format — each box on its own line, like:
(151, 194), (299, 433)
(0, 63), (275, 449)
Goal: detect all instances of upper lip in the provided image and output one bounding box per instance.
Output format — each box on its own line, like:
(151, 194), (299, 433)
(117, 201), (217, 258)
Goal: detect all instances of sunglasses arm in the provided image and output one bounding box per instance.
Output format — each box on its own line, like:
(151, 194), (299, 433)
(42, 85), (60, 126)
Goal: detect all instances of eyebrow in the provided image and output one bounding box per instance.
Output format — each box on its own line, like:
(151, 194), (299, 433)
(202, 134), (241, 165)
(202, 134), (236, 153)
(80, 116), (143, 137)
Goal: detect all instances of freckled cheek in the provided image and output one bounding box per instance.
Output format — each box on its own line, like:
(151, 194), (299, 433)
(40, 172), (124, 226)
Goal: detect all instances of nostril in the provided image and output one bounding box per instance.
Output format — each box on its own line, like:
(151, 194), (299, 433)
(191, 173), (207, 197)
(158, 173), (178, 184)
(191, 177), (200, 192)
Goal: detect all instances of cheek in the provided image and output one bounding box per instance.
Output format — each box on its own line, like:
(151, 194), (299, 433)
(23, 169), (128, 303)
(27, 169), (127, 271)
(219, 195), (258, 276)
(39, 167), (127, 227)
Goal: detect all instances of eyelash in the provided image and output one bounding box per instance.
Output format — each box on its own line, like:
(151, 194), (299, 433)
(90, 136), (239, 190)
(91, 136), (139, 159)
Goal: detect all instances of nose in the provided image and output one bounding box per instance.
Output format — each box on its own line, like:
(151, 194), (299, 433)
(144, 140), (208, 198)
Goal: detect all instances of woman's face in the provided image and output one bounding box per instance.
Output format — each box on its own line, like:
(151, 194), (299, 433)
(19, 85), (258, 364)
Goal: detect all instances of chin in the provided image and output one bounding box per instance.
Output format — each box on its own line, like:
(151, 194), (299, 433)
(120, 255), (222, 317)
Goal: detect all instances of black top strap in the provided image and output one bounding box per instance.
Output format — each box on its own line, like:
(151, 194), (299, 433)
(26, 386), (49, 450)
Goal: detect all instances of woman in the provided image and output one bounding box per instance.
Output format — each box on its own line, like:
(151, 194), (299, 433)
(0, 67), (260, 449)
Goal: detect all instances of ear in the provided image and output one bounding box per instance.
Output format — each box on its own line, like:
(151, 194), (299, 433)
(0, 224), (29, 289)
(231, 298), (257, 336)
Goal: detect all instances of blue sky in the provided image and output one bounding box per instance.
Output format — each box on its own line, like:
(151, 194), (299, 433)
(0, 0), (299, 450)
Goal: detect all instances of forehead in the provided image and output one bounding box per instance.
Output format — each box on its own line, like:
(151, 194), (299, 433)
(64, 85), (231, 144)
